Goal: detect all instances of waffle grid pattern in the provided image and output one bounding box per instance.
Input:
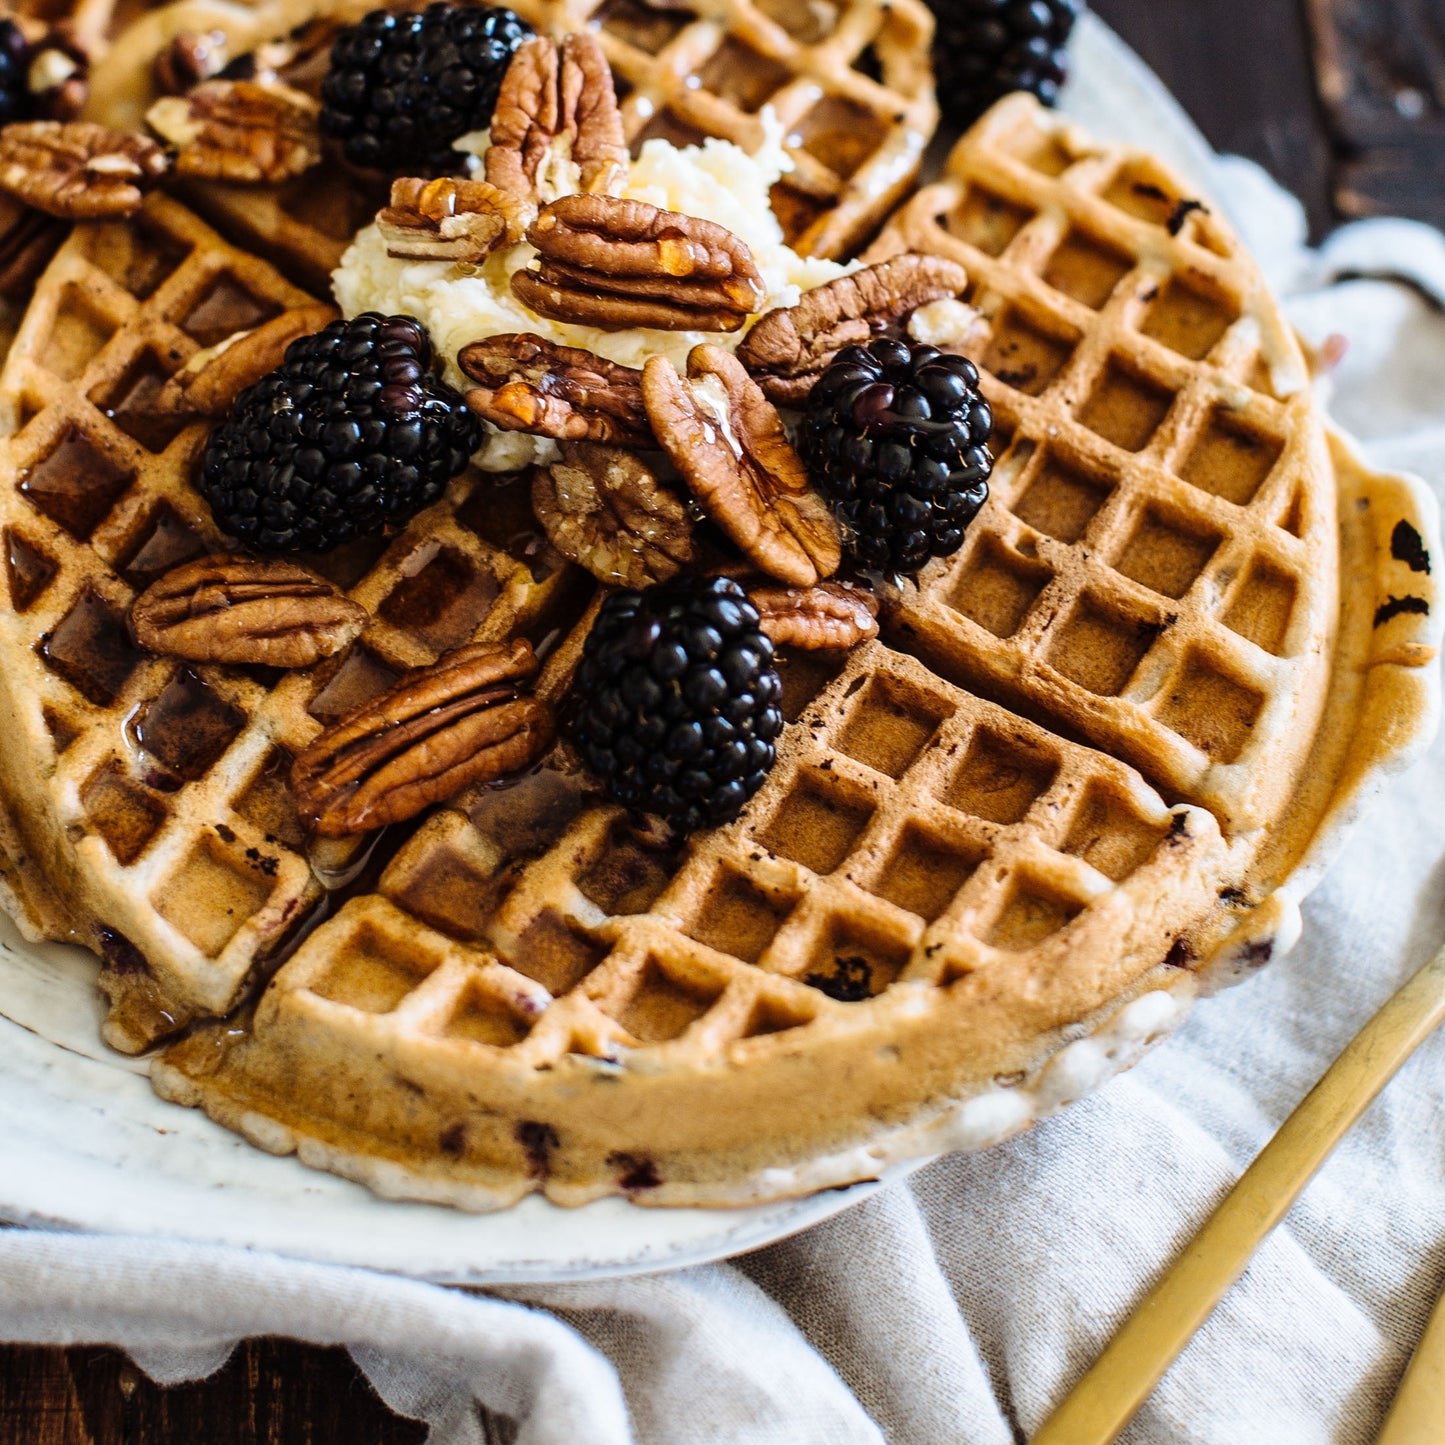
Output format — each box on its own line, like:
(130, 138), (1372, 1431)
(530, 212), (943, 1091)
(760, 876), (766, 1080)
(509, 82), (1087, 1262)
(508, 0), (937, 258)
(253, 639), (1228, 1083)
(867, 96), (1337, 832)
(0, 194), (581, 1048)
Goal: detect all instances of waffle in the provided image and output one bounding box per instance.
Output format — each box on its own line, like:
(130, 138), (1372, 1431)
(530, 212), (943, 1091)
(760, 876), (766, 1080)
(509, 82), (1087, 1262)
(153, 419), (1438, 1208)
(864, 96), (1339, 833)
(1, 70), (1436, 1206)
(84, 0), (938, 267)
(0, 192), (586, 1051)
(84, 0), (383, 292)
(0, 0), (159, 357)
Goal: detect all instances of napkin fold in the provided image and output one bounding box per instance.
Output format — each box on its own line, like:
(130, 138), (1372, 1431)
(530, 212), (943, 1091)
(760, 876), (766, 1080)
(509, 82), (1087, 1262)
(4, 155), (1445, 1445)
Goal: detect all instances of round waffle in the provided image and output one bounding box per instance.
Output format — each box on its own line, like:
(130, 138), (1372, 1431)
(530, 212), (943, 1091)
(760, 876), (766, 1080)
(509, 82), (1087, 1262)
(0, 34), (1437, 1208)
(151, 415), (1438, 1208)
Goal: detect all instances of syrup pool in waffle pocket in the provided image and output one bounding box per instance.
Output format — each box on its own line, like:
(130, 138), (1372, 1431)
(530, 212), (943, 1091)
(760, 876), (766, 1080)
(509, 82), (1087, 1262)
(0, 2), (1436, 1213)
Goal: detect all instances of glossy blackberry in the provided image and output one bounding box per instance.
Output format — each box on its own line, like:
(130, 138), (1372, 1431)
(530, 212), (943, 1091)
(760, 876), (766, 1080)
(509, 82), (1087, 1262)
(798, 338), (993, 575)
(571, 577), (784, 834)
(320, 3), (532, 175)
(198, 313), (480, 554)
(928, 0), (1083, 126)
(0, 20), (31, 125)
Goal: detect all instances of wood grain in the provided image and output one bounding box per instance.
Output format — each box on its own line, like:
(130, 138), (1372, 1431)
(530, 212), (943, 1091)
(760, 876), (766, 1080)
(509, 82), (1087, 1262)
(0, 1341), (428, 1444)
(1303, 0), (1445, 228)
(1092, 0), (1336, 237)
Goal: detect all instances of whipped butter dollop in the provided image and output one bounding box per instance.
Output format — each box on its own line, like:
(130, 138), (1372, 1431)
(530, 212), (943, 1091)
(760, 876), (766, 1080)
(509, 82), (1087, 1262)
(331, 113), (850, 471)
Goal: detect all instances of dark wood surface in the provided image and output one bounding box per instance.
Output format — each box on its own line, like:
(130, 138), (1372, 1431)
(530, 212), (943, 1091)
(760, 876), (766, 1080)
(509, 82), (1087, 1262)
(4, 1), (1436, 1439)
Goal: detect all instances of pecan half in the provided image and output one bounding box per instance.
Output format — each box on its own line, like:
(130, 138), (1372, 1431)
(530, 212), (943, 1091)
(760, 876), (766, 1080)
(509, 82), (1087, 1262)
(25, 34), (89, 121)
(458, 334), (650, 447)
(376, 175), (524, 262)
(292, 639), (553, 835)
(533, 441), (694, 587)
(154, 30), (229, 95)
(146, 80), (319, 183)
(514, 194), (764, 332)
(155, 302), (338, 417)
(0, 122), (168, 219)
(130, 555), (367, 668)
(486, 33), (626, 228)
(737, 255), (970, 405)
(748, 582), (879, 650)
(643, 346), (841, 587)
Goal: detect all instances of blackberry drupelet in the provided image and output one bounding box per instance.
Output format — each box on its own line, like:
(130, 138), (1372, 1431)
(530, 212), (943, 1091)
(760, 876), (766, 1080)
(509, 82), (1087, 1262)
(0, 20), (30, 124)
(320, 3), (531, 176)
(928, 0), (1083, 127)
(198, 313), (480, 554)
(571, 577), (785, 834)
(798, 338), (993, 575)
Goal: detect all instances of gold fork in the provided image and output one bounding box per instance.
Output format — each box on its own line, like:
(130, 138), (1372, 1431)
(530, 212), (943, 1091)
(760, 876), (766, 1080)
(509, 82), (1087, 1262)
(1031, 943), (1445, 1445)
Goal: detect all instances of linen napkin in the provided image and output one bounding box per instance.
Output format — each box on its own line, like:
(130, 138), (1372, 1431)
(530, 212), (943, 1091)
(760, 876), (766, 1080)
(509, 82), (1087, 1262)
(5, 140), (1445, 1445)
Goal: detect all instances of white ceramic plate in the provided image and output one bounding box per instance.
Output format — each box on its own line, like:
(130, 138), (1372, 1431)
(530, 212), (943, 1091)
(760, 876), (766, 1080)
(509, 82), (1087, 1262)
(0, 16), (1228, 1284)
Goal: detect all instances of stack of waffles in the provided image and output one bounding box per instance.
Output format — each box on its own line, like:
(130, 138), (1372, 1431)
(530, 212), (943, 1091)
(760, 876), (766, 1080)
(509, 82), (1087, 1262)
(0, 0), (1437, 1210)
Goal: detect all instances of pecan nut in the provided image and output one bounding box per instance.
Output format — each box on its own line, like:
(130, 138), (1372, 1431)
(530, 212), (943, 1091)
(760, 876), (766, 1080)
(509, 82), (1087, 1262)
(154, 30), (230, 95)
(513, 194), (765, 332)
(533, 441), (694, 588)
(130, 555), (368, 668)
(146, 79), (320, 183)
(748, 582), (879, 650)
(737, 255), (970, 405)
(156, 303), (338, 417)
(643, 345), (840, 587)
(458, 333), (651, 447)
(0, 122), (168, 219)
(292, 639), (554, 835)
(486, 33), (627, 228)
(25, 34), (90, 122)
(376, 175), (525, 262)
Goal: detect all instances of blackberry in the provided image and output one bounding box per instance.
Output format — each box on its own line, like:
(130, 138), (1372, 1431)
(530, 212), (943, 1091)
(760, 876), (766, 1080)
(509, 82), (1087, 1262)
(0, 20), (30, 125)
(198, 313), (480, 554)
(928, 0), (1083, 127)
(320, 4), (532, 176)
(570, 577), (784, 834)
(798, 338), (993, 575)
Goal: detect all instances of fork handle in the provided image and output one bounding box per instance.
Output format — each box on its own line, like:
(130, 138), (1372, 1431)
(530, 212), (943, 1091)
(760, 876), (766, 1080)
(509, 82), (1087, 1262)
(1031, 944), (1445, 1445)
(1376, 1263), (1445, 1445)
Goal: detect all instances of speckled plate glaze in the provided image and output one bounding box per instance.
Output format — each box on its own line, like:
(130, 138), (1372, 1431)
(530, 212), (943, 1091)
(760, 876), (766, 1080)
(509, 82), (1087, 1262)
(0, 17), (1275, 1283)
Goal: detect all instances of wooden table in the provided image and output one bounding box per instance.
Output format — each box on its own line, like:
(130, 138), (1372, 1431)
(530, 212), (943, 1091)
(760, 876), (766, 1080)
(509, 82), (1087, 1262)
(3, 0), (1438, 1439)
